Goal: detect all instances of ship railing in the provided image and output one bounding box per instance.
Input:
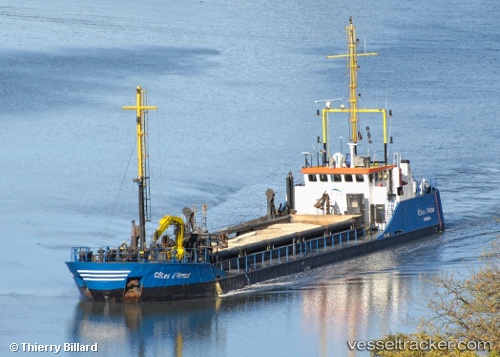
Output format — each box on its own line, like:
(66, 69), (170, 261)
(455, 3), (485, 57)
(413, 176), (440, 196)
(69, 246), (206, 264)
(219, 228), (365, 273)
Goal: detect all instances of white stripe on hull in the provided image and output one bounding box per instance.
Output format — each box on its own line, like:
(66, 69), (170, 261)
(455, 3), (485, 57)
(83, 278), (127, 281)
(77, 270), (131, 274)
(76, 270), (131, 282)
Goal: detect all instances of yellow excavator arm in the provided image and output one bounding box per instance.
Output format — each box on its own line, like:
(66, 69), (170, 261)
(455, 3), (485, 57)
(152, 215), (185, 259)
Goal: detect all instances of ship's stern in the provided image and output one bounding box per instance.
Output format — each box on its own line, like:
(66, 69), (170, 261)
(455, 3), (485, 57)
(66, 261), (133, 302)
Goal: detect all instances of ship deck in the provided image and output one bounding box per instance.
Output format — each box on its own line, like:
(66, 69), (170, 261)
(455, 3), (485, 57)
(226, 214), (359, 249)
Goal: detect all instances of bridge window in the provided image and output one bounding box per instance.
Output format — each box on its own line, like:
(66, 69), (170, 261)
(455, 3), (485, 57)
(355, 174), (364, 182)
(319, 174), (328, 182)
(344, 174), (353, 182)
(331, 174), (342, 182)
(308, 174), (317, 182)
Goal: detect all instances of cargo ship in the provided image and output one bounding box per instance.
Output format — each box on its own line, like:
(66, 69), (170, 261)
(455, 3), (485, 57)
(66, 17), (444, 302)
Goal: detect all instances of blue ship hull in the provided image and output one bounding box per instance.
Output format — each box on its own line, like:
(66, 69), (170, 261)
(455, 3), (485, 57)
(66, 189), (444, 302)
(377, 189), (444, 239)
(66, 261), (227, 302)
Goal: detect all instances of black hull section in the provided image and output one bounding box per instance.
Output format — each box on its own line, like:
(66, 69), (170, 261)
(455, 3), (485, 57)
(140, 281), (218, 302)
(85, 281), (219, 303)
(81, 224), (440, 302)
(218, 224), (441, 294)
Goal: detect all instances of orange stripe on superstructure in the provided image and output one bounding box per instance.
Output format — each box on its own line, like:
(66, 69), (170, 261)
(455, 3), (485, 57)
(301, 165), (395, 175)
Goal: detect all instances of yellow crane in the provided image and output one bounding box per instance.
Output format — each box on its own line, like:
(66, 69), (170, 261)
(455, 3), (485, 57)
(152, 215), (185, 259)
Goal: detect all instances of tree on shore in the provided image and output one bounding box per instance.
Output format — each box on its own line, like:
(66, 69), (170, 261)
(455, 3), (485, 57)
(370, 240), (500, 357)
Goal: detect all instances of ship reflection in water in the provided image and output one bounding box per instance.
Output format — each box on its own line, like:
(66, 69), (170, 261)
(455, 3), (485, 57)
(69, 245), (433, 357)
(300, 275), (414, 357)
(298, 243), (438, 357)
(69, 299), (222, 357)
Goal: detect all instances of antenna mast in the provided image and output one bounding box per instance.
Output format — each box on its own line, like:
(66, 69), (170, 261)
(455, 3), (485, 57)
(327, 17), (378, 149)
(122, 86), (158, 251)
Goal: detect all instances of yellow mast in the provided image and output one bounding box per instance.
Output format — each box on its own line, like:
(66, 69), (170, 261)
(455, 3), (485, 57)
(327, 17), (377, 145)
(317, 17), (391, 166)
(122, 86), (158, 250)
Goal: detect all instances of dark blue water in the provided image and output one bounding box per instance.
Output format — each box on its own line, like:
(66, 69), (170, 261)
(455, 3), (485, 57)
(1, 1), (499, 356)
